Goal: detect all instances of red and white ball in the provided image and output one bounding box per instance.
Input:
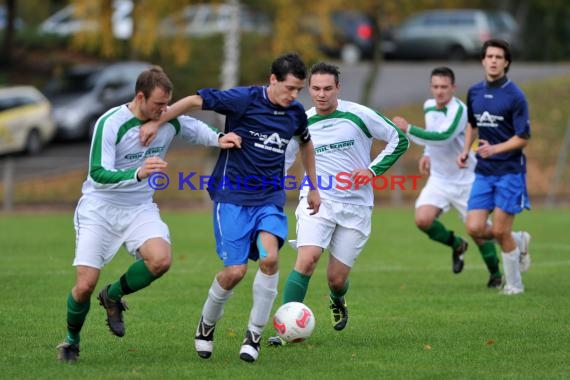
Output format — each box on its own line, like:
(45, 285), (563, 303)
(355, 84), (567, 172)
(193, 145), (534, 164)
(273, 302), (316, 343)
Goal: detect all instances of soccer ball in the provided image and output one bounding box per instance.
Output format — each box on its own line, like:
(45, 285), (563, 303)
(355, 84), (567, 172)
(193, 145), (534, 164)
(273, 301), (315, 343)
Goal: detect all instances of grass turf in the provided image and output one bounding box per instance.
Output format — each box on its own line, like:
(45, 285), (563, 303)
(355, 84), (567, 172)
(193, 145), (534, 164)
(0, 207), (568, 379)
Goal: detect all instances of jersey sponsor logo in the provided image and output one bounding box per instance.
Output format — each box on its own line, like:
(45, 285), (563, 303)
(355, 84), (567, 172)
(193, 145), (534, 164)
(250, 130), (289, 153)
(474, 111), (503, 127)
(124, 146), (165, 160)
(314, 139), (354, 154)
(273, 110), (286, 115)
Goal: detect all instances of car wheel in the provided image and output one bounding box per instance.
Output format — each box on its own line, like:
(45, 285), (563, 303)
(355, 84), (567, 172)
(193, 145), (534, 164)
(25, 129), (43, 155)
(448, 45), (467, 61)
(340, 44), (361, 65)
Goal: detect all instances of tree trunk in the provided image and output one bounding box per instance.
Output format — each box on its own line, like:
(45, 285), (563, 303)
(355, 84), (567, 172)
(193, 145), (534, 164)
(0, 0), (16, 68)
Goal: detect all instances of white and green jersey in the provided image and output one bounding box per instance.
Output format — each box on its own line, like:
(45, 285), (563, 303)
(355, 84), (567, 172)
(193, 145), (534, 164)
(286, 99), (409, 206)
(407, 97), (475, 184)
(81, 104), (219, 206)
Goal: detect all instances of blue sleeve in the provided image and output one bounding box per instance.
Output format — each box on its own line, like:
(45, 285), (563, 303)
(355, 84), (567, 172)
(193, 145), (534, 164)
(292, 103), (310, 142)
(466, 88), (476, 127)
(513, 91), (531, 139)
(197, 87), (251, 118)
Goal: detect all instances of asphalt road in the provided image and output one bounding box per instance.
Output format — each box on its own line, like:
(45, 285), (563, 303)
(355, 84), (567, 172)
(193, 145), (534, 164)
(4, 61), (570, 181)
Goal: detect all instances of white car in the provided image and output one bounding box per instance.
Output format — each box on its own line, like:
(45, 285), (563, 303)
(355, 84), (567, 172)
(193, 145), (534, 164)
(38, 0), (133, 40)
(158, 3), (271, 37)
(0, 86), (56, 156)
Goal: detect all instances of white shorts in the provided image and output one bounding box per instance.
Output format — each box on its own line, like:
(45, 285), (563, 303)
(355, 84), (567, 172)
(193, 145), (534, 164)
(415, 178), (471, 220)
(295, 197), (372, 267)
(73, 196), (170, 269)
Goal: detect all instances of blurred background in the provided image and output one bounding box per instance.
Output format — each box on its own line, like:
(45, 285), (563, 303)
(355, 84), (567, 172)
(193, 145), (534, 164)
(1, 0), (569, 211)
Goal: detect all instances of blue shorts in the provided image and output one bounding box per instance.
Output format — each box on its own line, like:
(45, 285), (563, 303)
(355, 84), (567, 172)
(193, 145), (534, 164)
(212, 202), (287, 266)
(468, 173), (531, 214)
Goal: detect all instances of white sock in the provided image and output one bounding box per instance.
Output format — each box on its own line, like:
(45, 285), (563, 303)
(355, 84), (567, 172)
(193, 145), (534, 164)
(201, 277), (233, 326)
(248, 269), (279, 335)
(502, 248), (524, 290)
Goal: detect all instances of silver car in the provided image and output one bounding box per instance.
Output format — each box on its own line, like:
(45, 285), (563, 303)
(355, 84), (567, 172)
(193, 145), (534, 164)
(383, 9), (521, 61)
(44, 61), (151, 141)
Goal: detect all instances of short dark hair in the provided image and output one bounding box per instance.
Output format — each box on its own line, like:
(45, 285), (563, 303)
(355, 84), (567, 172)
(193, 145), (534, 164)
(309, 62), (341, 86)
(481, 39), (511, 73)
(271, 53), (307, 81)
(135, 66), (173, 98)
(430, 66), (455, 84)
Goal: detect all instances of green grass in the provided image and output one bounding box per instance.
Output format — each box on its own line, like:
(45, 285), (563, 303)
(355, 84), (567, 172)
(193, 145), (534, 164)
(1, 208), (569, 379)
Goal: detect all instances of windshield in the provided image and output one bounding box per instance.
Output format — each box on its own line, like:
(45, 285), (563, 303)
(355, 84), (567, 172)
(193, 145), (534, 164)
(44, 69), (101, 97)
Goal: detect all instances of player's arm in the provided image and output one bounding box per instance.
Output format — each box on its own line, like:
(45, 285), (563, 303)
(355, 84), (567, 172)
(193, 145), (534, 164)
(90, 122), (145, 187)
(457, 123), (476, 168)
(178, 116), (241, 149)
(284, 138), (300, 173)
(298, 138), (320, 215)
(368, 111), (409, 176)
(407, 102), (467, 147)
(140, 95), (204, 146)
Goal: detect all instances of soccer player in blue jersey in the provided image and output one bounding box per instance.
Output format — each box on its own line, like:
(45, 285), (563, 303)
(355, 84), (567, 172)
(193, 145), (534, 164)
(56, 67), (240, 363)
(458, 39), (531, 295)
(140, 53), (321, 362)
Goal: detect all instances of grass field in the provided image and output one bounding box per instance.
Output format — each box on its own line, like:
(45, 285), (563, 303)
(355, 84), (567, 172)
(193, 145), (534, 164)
(1, 207), (569, 379)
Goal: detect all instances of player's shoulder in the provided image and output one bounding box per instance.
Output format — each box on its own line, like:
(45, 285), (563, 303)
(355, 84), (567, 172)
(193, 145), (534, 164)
(423, 98), (437, 109)
(337, 99), (376, 118)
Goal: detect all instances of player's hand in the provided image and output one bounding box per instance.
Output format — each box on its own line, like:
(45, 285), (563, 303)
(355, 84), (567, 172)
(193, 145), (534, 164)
(306, 189), (321, 215)
(137, 156), (167, 180)
(140, 121), (161, 146)
(457, 151), (469, 168)
(477, 139), (495, 158)
(219, 132), (242, 149)
(392, 116), (409, 133)
(419, 156), (430, 175)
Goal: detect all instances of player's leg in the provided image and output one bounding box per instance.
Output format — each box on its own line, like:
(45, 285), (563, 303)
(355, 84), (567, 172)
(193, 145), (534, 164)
(57, 265), (100, 363)
(240, 205), (287, 362)
(416, 181), (468, 273)
(99, 204), (171, 337)
(282, 198), (332, 304)
(196, 202), (251, 359)
(466, 174), (503, 286)
(493, 173), (530, 295)
(492, 208), (523, 294)
(455, 184), (501, 286)
(326, 203), (371, 331)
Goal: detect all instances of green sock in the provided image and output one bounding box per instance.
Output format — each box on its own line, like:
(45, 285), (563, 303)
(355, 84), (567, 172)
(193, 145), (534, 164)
(66, 292), (90, 345)
(424, 219), (461, 249)
(282, 270), (311, 304)
(330, 280), (349, 303)
(478, 241), (501, 277)
(108, 259), (156, 300)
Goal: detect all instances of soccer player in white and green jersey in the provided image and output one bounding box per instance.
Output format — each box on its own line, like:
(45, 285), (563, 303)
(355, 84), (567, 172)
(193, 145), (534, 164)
(269, 62), (409, 344)
(393, 66), (528, 289)
(56, 66), (240, 363)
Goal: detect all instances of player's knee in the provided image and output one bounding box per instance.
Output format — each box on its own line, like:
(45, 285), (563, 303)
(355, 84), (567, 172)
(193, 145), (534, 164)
(73, 281), (96, 301)
(465, 220), (484, 239)
(415, 215), (433, 231)
(327, 277), (345, 292)
(148, 252), (172, 276)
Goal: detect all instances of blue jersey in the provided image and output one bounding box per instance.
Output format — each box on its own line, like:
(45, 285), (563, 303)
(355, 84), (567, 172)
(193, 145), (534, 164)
(467, 77), (530, 175)
(198, 86), (309, 207)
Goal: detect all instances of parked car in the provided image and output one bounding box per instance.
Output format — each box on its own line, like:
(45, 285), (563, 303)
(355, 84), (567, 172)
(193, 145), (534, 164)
(382, 9), (521, 61)
(0, 86), (56, 156)
(44, 61), (151, 141)
(158, 3), (271, 38)
(38, 0), (133, 40)
(302, 10), (379, 64)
